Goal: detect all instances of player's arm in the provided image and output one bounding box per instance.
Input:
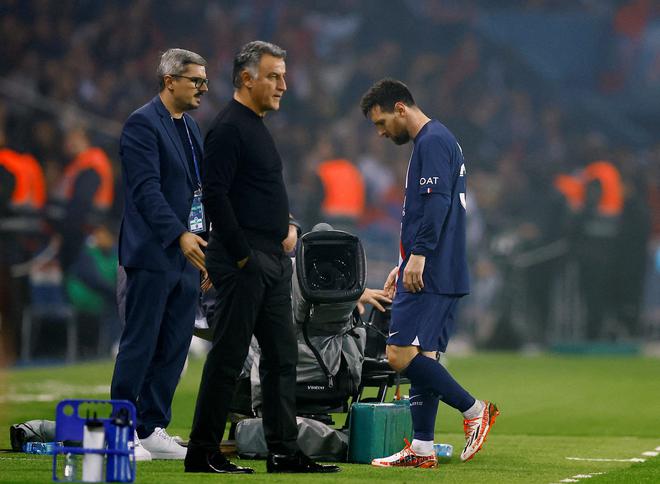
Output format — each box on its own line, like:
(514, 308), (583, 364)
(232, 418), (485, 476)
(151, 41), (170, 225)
(404, 136), (452, 292)
(404, 194), (450, 292)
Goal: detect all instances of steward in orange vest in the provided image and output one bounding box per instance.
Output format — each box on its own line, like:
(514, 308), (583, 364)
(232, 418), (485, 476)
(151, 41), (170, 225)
(53, 127), (115, 270)
(553, 161), (623, 219)
(560, 159), (623, 340)
(0, 148), (46, 213)
(317, 159), (365, 220)
(0, 142), (47, 346)
(582, 160), (623, 217)
(54, 128), (114, 214)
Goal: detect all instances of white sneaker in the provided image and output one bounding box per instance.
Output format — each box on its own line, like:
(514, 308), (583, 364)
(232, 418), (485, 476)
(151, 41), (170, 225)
(140, 427), (187, 460)
(131, 432), (152, 461)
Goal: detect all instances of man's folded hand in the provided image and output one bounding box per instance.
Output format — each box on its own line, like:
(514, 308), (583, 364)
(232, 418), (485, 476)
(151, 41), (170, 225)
(179, 231), (207, 271)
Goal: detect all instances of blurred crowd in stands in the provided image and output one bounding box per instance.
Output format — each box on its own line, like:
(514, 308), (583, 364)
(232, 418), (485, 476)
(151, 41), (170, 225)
(1, 0), (659, 361)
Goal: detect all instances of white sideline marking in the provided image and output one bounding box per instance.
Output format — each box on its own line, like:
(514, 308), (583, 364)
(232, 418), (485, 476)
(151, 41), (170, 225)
(0, 383), (109, 403)
(0, 457), (50, 461)
(553, 446), (660, 483)
(0, 393), (59, 403)
(566, 457), (646, 463)
(550, 472), (605, 483)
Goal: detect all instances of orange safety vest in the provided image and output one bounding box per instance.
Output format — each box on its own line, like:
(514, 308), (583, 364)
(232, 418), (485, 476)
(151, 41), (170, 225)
(0, 148), (46, 209)
(62, 147), (114, 210)
(554, 161), (623, 216)
(554, 173), (584, 211)
(583, 160), (623, 216)
(317, 159), (365, 218)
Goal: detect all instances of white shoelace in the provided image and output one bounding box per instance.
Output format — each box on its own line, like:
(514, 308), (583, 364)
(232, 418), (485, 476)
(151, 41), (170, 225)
(153, 427), (177, 442)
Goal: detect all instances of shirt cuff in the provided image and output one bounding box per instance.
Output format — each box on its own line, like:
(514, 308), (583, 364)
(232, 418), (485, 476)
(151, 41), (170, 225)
(289, 214), (302, 237)
(410, 247), (431, 257)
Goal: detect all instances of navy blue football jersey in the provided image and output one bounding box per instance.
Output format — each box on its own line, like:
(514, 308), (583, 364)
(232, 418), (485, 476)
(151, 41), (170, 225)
(396, 120), (469, 295)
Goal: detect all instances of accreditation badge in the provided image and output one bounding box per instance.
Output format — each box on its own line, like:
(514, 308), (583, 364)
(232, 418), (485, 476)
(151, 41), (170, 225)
(188, 189), (206, 234)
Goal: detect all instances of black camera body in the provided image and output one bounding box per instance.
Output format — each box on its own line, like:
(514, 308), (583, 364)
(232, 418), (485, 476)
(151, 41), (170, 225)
(293, 229), (366, 326)
(291, 229), (367, 416)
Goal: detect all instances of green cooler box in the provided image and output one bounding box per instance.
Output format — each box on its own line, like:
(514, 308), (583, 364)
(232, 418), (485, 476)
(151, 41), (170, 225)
(347, 400), (412, 463)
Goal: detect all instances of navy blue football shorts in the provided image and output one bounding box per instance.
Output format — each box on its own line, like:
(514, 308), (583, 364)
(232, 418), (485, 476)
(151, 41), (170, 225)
(387, 292), (462, 352)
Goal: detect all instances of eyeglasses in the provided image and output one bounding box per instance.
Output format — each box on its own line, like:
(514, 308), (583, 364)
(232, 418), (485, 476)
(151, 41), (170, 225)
(171, 75), (209, 89)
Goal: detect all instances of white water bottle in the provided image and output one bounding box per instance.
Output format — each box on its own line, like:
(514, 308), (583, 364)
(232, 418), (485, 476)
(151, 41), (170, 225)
(82, 418), (105, 482)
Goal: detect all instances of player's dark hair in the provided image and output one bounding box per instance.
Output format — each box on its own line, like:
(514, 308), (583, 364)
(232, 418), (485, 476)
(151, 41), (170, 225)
(232, 40), (286, 88)
(360, 78), (415, 117)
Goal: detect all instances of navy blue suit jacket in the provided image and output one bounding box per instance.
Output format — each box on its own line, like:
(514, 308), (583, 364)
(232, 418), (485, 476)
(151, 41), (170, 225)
(118, 95), (203, 271)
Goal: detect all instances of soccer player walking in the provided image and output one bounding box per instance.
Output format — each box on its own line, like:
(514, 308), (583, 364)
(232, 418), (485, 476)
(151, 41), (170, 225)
(360, 79), (499, 468)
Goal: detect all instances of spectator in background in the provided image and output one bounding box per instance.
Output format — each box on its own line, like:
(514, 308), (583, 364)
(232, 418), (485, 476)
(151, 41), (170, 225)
(65, 220), (119, 357)
(0, 129), (46, 217)
(52, 126), (114, 271)
(111, 48), (208, 461)
(579, 158), (624, 340)
(0, 128), (47, 359)
(613, 148), (651, 338)
(317, 155), (365, 233)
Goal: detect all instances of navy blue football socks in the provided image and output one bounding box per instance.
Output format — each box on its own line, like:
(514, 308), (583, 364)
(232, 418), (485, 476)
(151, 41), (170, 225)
(404, 353), (475, 412)
(409, 384), (440, 441)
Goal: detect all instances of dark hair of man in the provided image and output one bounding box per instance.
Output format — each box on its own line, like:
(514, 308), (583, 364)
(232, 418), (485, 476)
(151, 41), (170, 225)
(360, 78), (416, 117)
(158, 48), (207, 91)
(232, 40), (287, 89)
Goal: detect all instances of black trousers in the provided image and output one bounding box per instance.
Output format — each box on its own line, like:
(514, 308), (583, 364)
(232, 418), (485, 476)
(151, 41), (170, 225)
(189, 247), (299, 454)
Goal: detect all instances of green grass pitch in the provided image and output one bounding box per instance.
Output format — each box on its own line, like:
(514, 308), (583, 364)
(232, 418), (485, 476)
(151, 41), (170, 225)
(1, 353), (659, 483)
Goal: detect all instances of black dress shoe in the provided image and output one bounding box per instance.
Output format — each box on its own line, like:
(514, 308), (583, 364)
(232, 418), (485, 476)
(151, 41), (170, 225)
(184, 448), (254, 474)
(267, 451), (340, 473)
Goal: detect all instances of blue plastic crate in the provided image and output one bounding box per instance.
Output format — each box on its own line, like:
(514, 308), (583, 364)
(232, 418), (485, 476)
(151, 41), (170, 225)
(52, 399), (136, 482)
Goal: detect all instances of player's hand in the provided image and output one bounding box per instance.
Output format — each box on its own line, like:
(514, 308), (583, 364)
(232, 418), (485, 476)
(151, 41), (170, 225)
(357, 288), (392, 314)
(282, 224), (298, 253)
(179, 232), (207, 271)
(384, 266), (398, 299)
(403, 254), (425, 293)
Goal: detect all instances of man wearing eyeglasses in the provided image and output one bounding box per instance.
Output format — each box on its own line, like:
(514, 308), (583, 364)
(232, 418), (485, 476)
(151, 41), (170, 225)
(111, 48), (208, 461)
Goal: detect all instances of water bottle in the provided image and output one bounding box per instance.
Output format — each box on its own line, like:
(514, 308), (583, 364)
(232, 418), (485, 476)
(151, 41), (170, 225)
(23, 441), (56, 454)
(63, 452), (78, 481)
(434, 443), (453, 458)
(106, 408), (133, 482)
(82, 415), (105, 482)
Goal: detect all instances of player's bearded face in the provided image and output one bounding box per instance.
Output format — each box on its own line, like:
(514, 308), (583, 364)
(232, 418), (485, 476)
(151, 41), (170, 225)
(390, 125), (410, 145)
(370, 106), (410, 145)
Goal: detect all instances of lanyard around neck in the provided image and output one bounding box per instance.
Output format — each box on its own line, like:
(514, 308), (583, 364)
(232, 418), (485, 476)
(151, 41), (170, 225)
(173, 116), (202, 189)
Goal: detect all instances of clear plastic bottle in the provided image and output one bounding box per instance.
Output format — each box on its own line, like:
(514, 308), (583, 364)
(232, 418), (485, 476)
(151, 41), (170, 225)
(23, 442), (56, 454)
(63, 452), (77, 481)
(434, 443), (453, 458)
